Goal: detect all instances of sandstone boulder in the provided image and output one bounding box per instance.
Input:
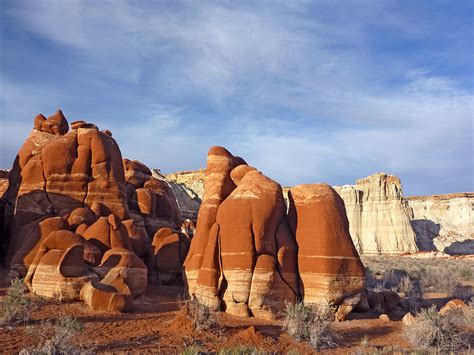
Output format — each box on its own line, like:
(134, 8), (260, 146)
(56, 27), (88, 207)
(439, 299), (468, 315)
(184, 147), (365, 320)
(24, 230), (98, 299)
(287, 184), (365, 312)
(95, 247), (147, 297)
(152, 227), (190, 285)
(216, 165), (297, 319)
(402, 312), (415, 326)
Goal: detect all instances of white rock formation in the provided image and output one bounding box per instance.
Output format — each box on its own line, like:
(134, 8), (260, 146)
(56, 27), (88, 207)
(334, 173), (418, 255)
(151, 169), (202, 220)
(166, 169), (205, 200)
(407, 193), (474, 255)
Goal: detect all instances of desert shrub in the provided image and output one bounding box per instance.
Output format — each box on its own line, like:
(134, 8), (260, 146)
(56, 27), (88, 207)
(403, 305), (469, 352)
(182, 344), (205, 355)
(185, 296), (220, 332)
(218, 345), (262, 355)
(20, 315), (86, 354)
(382, 270), (422, 298)
(282, 302), (337, 351)
(362, 256), (472, 297)
(0, 278), (34, 325)
(418, 266), (460, 295)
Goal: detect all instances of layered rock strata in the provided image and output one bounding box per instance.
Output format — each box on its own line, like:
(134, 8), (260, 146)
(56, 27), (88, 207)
(1, 111), (188, 312)
(334, 173), (418, 255)
(408, 193), (473, 255)
(165, 169), (205, 201)
(288, 184), (365, 308)
(184, 146), (365, 320)
(153, 169), (201, 221)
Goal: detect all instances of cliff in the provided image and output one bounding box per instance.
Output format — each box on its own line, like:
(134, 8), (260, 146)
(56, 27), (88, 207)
(165, 169), (205, 201)
(334, 173), (418, 255)
(156, 170), (203, 221)
(407, 193), (474, 255)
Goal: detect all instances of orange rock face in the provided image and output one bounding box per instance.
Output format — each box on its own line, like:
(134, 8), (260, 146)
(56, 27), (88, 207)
(184, 146), (246, 297)
(185, 148), (365, 320)
(287, 184), (365, 310)
(1, 111), (187, 312)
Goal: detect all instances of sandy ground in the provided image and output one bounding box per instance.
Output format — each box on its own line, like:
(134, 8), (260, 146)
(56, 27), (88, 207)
(0, 268), (419, 354)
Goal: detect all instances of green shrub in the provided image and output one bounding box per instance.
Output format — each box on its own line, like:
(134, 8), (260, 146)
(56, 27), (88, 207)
(0, 278), (34, 325)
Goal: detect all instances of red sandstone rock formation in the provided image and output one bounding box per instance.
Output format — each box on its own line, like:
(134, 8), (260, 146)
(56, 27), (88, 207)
(1, 111), (186, 312)
(184, 146), (245, 298)
(287, 184), (365, 317)
(3, 114), (366, 319)
(185, 147), (365, 320)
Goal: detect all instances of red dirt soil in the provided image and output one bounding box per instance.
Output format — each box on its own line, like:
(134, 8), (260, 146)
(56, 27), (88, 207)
(0, 268), (413, 354)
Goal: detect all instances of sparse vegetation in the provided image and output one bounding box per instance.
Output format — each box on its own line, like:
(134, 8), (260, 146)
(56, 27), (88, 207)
(282, 302), (338, 351)
(0, 278), (34, 325)
(218, 345), (262, 355)
(185, 296), (220, 333)
(182, 344), (205, 355)
(20, 315), (86, 354)
(363, 256), (473, 298)
(403, 305), (469, 352)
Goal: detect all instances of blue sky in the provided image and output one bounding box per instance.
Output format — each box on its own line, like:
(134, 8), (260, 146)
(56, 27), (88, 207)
(0, 0), (473, 196)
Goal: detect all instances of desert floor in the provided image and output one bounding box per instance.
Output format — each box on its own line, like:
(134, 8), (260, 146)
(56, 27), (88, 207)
(0, 257), (472, 354)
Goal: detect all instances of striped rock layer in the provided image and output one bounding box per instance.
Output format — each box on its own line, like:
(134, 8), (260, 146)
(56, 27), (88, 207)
(288, 184), (365, 306)
(184, 147), (365, 320)
(1, 111), (189, 312)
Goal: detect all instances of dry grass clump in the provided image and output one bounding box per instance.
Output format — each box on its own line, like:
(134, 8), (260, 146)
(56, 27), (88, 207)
(0, 278), (35, 325)
(363, 256), (473, 298)
(184, 296), (220, 333)
(217, 345), (263, 355)
(20, 315), (86, 354)
(282, 302), (338, 351)
(403, 305), (470, 352)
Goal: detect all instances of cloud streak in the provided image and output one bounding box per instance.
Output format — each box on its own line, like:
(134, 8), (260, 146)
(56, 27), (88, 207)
(0, 0), (472, 196)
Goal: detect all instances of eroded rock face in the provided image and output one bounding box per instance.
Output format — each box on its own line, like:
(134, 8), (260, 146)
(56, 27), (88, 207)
(1, 111), (186, 312)
(334, 173), (418, 255)
(184, 147), (364, 320)
(217, 165), (298, 319)
(165, 169), (205, 201)
(288, 184), (365, 311)
(184, 146), (246, 298)
(408, 193), (474, 255)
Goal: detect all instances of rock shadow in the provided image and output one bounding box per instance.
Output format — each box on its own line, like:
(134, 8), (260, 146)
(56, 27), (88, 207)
(410, 219), (440, 251)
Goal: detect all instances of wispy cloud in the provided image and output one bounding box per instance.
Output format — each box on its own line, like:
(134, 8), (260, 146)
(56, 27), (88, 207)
(0, 0), (472, 195)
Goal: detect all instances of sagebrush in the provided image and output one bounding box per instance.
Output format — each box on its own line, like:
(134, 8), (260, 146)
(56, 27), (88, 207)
(403, 305), (470, 352)
(0, 278), (34, 325)
(185, 296), (220, 333)
(282, 302), (337, 351)
(20, 315), (86, 354)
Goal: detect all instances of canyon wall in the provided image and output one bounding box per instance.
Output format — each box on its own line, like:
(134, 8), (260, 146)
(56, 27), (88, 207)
(408, 193), (474, 255)
(334, 173), (418, 255)
(166, 169), (205, 200)
(153, 169), (202, 221)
